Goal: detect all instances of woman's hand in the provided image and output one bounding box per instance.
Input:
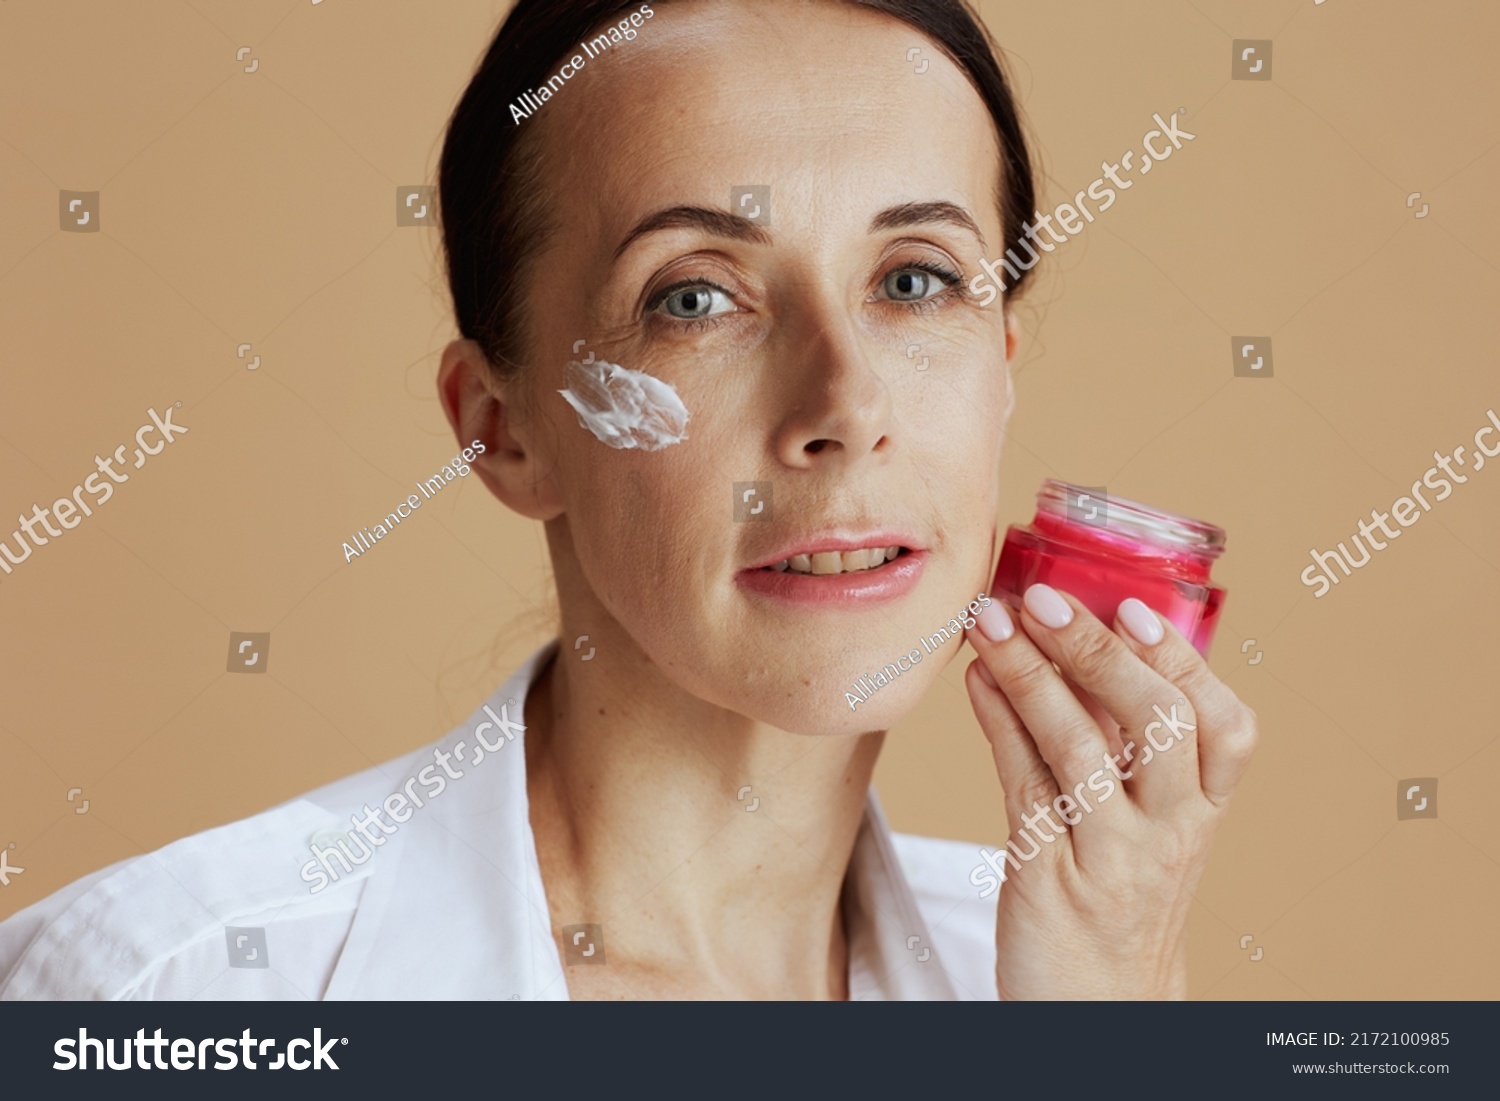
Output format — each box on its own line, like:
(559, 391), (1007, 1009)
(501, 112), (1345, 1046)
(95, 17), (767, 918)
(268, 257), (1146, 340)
(964, 584), (1258, 1000)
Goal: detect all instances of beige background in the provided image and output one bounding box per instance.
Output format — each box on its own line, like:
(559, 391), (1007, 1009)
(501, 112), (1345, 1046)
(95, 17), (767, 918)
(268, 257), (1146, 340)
(2, 0), (1496, 999)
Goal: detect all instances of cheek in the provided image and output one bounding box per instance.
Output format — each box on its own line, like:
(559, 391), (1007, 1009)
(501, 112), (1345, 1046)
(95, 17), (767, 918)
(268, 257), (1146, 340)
(556, 348), (756, 548)
(557, 359), (690, 452)
(571, 460), (716, 598)
(905, 359), (1010, 477)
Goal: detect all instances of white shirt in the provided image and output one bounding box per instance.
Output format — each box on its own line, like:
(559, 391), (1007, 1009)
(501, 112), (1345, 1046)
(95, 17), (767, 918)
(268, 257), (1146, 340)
(0, 643), (999, 1000)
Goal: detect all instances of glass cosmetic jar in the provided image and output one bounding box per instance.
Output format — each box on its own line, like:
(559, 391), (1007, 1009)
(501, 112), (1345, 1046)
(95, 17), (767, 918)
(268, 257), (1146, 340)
(991, 480), (1227, 656)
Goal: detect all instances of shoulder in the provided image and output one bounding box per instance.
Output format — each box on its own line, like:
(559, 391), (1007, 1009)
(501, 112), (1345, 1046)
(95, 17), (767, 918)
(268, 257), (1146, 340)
(0, 751), (425, 1001)
(891, 831), (999, 1000)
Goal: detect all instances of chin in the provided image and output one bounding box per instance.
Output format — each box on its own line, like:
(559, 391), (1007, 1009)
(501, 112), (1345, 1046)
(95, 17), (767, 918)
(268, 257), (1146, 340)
(727, 659), (939, 736)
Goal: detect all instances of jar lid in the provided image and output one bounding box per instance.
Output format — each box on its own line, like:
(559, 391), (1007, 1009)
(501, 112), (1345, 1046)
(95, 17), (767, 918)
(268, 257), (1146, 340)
(1037, 479), (1226, 560)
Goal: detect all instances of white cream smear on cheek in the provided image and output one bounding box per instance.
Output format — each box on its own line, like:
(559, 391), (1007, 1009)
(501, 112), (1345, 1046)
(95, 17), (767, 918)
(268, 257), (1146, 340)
(558, 358), (690, 451)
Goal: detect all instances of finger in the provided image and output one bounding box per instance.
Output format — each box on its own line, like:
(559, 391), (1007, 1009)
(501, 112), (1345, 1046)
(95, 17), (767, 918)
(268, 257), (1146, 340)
(1069, 680), (1123, 750)
(1015, 584), (1200, 811)
(1113, 597), (1259, 807)
(964, 658), (1059, 838)
(967, 595), (1112, 797)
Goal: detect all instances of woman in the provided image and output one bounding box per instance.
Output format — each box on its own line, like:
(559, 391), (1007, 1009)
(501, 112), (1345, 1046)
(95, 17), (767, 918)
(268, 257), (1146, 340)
(0, 0), (1256, 1001)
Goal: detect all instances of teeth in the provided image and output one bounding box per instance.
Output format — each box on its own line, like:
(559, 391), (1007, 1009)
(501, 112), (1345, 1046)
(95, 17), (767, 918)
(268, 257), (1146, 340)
(771, 547), (904, 575)
(811, 552), (842, 575)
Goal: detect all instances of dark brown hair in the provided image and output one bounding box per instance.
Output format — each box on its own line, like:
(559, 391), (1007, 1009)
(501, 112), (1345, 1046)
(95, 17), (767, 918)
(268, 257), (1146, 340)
(439, 0), (1036, 378)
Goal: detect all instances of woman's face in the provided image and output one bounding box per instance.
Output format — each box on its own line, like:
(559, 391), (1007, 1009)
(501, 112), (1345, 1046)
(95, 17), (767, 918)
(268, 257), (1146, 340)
(514, 0), (1016, 733)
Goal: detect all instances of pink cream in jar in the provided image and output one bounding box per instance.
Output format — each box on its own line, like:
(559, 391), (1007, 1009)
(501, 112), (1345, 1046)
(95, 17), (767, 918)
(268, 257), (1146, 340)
(992, 480), (1227, 657)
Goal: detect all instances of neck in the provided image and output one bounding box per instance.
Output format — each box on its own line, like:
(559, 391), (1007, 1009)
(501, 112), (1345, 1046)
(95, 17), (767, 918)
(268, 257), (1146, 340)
(524, 642), (883, 1000)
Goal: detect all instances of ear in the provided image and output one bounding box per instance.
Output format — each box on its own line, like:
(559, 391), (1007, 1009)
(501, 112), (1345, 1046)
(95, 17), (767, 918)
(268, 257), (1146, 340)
(436, 338), (564, 521)
(1001, 309), (1022, 423)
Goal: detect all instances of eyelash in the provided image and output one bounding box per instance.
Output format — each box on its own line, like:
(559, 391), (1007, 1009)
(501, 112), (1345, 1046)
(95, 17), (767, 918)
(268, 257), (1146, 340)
(644, 260), (968, 332)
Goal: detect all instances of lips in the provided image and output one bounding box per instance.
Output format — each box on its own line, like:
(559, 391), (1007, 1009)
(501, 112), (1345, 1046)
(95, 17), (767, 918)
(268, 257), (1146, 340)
(739, 533), (925, 606)
(746, 533), (920, 574)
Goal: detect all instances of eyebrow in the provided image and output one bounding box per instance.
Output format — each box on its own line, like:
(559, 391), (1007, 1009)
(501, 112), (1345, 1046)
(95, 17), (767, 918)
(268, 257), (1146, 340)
(869, 201), (987, 251)
(611, 199), (988, 262)
(613, 206), (772, 261)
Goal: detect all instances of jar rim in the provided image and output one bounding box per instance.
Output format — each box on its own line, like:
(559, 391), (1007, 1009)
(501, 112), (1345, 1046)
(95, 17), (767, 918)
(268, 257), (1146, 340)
(1037, 480), (1226, 559)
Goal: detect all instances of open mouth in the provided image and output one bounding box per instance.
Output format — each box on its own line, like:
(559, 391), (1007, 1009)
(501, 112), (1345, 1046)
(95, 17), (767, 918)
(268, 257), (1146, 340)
(762, 546), (908, 575)
(739, 536), (924, 604)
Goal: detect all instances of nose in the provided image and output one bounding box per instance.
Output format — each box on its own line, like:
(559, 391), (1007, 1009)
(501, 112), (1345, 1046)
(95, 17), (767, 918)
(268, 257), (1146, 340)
(772, 301), (894, 470)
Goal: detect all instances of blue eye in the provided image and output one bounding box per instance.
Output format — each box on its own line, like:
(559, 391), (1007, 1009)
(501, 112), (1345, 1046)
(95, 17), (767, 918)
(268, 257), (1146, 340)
(659, 283), (734, 320)
(882, 267), (951, 302)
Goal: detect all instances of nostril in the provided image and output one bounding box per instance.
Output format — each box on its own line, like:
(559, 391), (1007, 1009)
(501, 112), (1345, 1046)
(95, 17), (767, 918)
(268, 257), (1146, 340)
(804, 439), (830, 454)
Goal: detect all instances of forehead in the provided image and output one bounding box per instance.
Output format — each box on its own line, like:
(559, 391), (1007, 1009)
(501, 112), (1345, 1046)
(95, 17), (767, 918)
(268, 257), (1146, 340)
(533, 0), (1005, 243)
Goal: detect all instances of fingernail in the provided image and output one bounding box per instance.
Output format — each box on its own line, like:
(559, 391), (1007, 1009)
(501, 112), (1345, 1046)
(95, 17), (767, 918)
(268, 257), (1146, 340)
(1116, 597), (1164, 645)
(976, 600), (1014, 642)
(1022, 583), (1073, 629)
(974, 660), (998, 689)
